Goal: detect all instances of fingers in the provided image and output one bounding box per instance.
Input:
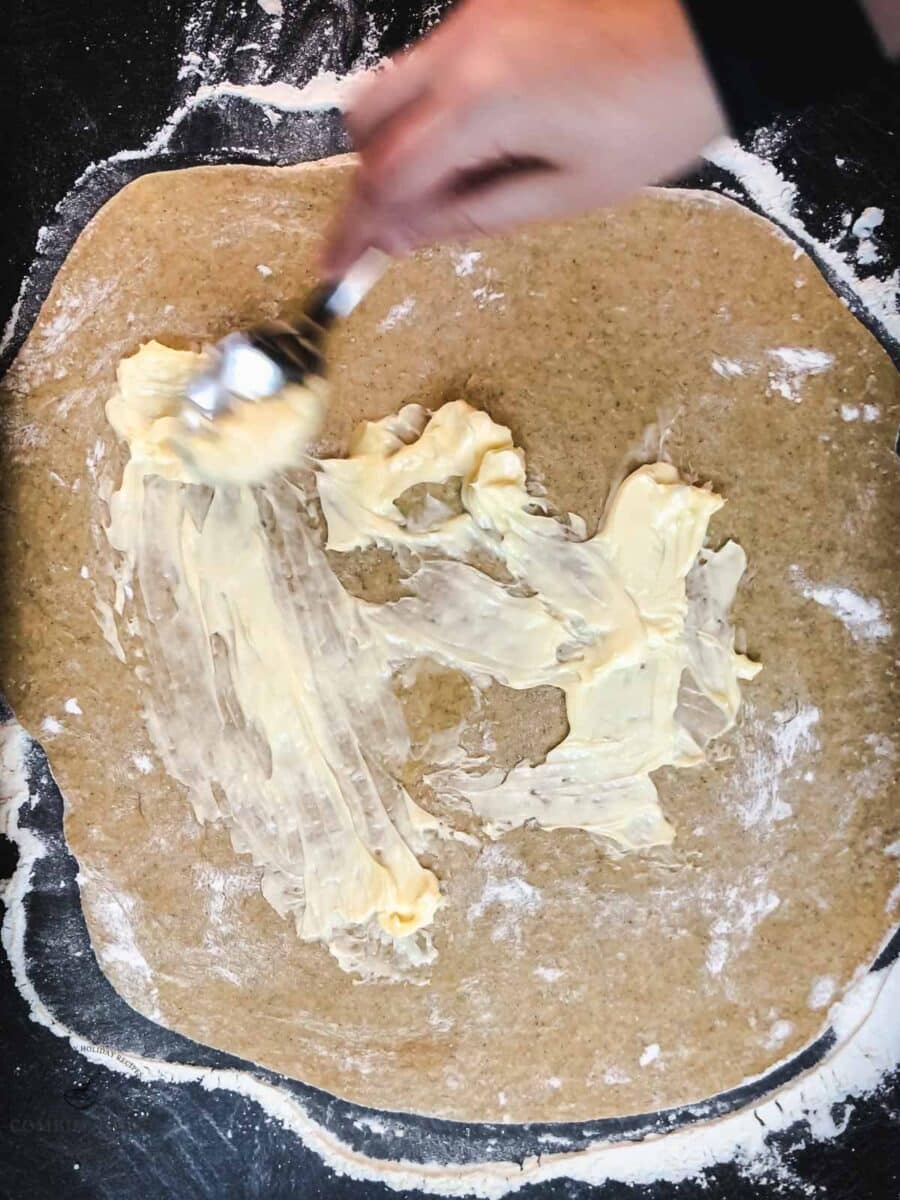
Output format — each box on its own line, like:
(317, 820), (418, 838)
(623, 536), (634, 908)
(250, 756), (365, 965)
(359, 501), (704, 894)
(324, 2), (512, 275)
(323, 165), (587, 277)
(319, 185), (410, 277)
(404, 166), (579, 244)
(344, 0), (476, 149)
(323, 97), (538, 274)
(344, 48), (432, 151)
(323, 53), (450, 276)
(320, 105), (516, 276)
(359, 95), (513, 212)
(321, 159), (589, 279)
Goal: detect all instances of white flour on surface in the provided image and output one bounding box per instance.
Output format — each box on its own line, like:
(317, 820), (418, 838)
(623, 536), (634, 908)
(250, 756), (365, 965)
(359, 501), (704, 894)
(534, 965), (564, 983)
(79, 872), (163, 1021)
(706, 138), (900, 345)
(378, 296), (417, 331)
(765, 347), (834, 401)
(705, 872), (781, 978)
(840, 402), (881, 422)
(763, 1019), (794, 1051)
(472, 285), (505, 309)
(639, 1043), (661, 1068)
(789, 566), (892, 642)
(3, 716), (900, 1197)
(808, 976), (836, 1010)
(467, 846), (542, 948)
(709, 346), (835, 402)
(194, 72), (368, 114)
(851, 207), (884, 266)
(711, 356), (748, 378)
(190, 861), (271, 986)
(453, 250), (482, 277)
(727, 703), (821, 831)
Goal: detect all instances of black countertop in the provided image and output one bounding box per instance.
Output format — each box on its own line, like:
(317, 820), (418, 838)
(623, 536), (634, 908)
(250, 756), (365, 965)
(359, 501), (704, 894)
(1, 4), (898, 1197)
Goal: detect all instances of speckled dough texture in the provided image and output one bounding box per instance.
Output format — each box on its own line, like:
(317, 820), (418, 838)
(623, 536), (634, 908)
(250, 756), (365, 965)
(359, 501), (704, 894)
(1, 157), (897, 1123)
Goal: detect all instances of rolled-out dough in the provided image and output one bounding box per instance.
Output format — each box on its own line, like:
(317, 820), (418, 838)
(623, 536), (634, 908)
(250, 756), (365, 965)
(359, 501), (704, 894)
(1, 157), (897, 1122)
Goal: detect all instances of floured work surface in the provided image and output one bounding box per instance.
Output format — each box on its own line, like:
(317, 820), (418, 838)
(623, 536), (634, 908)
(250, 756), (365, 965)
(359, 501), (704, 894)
(1, 158), (898, 1122)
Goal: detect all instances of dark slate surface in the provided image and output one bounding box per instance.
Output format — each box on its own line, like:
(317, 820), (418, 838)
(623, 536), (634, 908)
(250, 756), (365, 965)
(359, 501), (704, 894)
(1, 3), (898, 1197)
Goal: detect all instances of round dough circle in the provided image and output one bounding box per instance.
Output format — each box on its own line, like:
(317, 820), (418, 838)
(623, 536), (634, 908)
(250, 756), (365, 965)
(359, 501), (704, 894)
(2, 158), (897, 1122)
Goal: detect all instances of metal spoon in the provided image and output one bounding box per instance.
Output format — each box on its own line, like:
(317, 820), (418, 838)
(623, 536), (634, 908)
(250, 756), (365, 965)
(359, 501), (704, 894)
(183, 247), (389, 426)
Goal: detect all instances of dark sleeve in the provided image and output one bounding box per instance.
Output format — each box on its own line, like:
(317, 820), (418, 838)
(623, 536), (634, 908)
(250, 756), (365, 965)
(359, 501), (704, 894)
(680, 0), (888, 138)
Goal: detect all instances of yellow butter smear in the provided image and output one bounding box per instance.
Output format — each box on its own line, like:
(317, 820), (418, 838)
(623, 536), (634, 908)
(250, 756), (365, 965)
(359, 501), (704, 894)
(105, 341), (759, 978)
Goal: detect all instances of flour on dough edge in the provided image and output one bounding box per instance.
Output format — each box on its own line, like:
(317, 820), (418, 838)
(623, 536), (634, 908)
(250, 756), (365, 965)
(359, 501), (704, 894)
(2, 718), (899, 1194)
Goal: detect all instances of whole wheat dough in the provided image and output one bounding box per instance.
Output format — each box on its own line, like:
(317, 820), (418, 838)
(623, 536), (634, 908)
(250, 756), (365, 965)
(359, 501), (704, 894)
(1, 158), (897, 1122)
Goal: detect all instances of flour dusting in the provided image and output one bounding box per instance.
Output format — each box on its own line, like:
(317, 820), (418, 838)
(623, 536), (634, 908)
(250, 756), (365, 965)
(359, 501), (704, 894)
(705, 871), (781, 977)
(194, 73), (366, 114)
(790, 566), (892, 642)
(808, 976), (836, 1010)
(851, 207), (884, 266)
(763, 1019), (794, 1050)
(837, 402), (880, 422)
(728, 703), (820, 831)
(80, 875), (163, 1021)
(706, 139), (900, 344)
(639, 1043), (661, 1067)
(534, 965), (565, 983)
(711, 356), (748, 378)
(766, 346), (834, 401)
(710, 346), (835, 400)
(454, 250), (482, 277)
(468, 846), (541, 946)
(378, 296), (416, 331)
(472, 285), (505, 309)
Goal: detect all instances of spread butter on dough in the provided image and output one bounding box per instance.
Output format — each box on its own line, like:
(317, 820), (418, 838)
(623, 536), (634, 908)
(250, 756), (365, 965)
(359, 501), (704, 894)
(105, 340), (760, 978)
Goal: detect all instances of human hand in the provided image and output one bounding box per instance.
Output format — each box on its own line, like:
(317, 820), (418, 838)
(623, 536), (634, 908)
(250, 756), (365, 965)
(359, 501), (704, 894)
(322, 0), (726, 276)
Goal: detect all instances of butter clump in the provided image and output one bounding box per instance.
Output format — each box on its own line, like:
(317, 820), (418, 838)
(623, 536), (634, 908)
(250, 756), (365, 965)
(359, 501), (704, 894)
(319, 402), (761, 846)
(106, 339), (326, 485)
